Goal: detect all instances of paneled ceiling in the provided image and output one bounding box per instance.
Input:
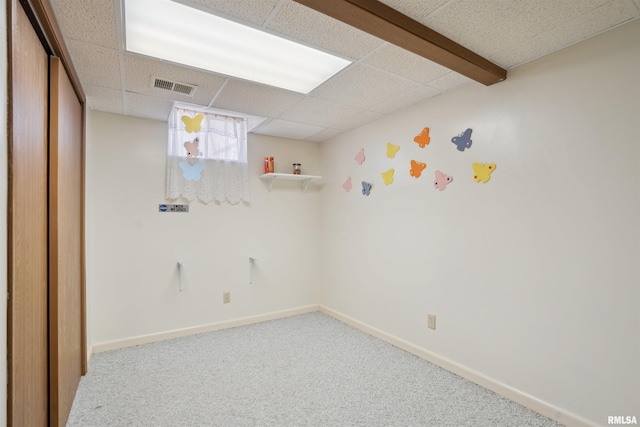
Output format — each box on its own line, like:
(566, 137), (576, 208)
(49, 0), (639, 142)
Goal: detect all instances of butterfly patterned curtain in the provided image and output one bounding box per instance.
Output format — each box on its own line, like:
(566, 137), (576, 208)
(166, 106), (250, 204)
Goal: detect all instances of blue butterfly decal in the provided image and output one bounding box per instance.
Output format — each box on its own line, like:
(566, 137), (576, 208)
(362, 181), (372, 196)
(179, 162), (204, 181)
(451, 128), (472, 152)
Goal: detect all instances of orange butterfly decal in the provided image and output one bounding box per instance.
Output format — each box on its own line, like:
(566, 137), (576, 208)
(409, 160), (426, 178)
(414, 127), (431, 148)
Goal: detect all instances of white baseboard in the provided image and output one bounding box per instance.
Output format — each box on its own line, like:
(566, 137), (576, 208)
(91, 304), (319, 354)
(319, 305), (597, 427)
(86, 344), (94, 370)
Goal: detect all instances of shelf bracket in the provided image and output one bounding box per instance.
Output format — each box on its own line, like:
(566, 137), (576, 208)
(265, 176), (275, 192)
(249, 257), (257, 284)
(301, 179), (311, 193)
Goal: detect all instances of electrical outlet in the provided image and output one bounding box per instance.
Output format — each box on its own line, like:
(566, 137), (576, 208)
(427, 314), (436, 330)
(223, 292), (231, 304)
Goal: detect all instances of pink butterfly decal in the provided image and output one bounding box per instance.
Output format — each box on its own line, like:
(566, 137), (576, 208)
(343, 176), (352, 192)
(354, 148), (365, 165)
(183, 137), (200, 158)
(434, 170), (453, 191)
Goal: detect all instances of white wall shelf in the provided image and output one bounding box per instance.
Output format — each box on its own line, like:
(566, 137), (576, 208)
(260, 173), (322, 192)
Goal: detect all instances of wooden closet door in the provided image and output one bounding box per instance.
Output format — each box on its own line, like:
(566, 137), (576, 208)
(8, 2), (50, 425)
(49, 56), (85, 427)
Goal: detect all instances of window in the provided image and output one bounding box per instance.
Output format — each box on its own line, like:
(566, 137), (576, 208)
(166, 105), (250, 204)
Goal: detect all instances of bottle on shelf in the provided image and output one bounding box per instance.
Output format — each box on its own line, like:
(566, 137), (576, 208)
(264, 157), (274, 173)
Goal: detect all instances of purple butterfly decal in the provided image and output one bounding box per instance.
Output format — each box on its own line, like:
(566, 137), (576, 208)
(451, 128), (472, 152)
(362, 181), (372, 196)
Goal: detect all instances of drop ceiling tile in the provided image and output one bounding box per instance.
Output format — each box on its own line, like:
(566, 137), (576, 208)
(427, 72), (474, 92)
(425, 0), (612, 58)
(266, 1), (384, 60)
(252, 119), (324, 140)
(310, 64), (421, 110)
(66, 39), (121, 90)
(279, 98), (364, 128)
(331, 110), (385, 131)
(370, 86), (441, 115)
(123, 54), (227, 106)
(304, 127), (346, 143)
(124, 92), (173, 122)
(362, 43), (452, 84)
(212, 80), (303, 118)
(378, 0), (450, 21)
(183, 0), (281, 26)
(491, 1), (638, 69)
(84, 85), (124, 116)
(49, 0), (119, 49)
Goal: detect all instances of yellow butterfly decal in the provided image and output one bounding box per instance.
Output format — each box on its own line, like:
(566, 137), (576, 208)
(409, 160), (426, 178)
(414, 127), (431, 148)
(472, 163), (496, 183)
(386, 142), (400, 159)
(181, 114), (204, 133)
(381, 168), (394, 185)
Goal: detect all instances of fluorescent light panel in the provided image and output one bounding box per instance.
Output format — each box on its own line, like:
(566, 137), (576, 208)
(124, 0), (351, 94)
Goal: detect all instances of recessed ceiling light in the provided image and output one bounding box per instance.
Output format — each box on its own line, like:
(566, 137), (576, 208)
(124, 0), (352, 94)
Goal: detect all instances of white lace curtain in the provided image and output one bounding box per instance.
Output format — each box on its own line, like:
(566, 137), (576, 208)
(166, 106), (250, 204)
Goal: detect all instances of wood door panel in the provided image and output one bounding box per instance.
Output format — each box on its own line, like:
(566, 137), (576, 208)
(8, 2), (50, 426)
(49, 56), (84, 427)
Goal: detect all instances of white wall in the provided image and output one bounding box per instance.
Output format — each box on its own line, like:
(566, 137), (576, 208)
(319, 20), (639, 427)
(85, 111), (321, 346)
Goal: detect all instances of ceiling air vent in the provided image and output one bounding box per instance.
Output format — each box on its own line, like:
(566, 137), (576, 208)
(150, 76), (197, 96)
